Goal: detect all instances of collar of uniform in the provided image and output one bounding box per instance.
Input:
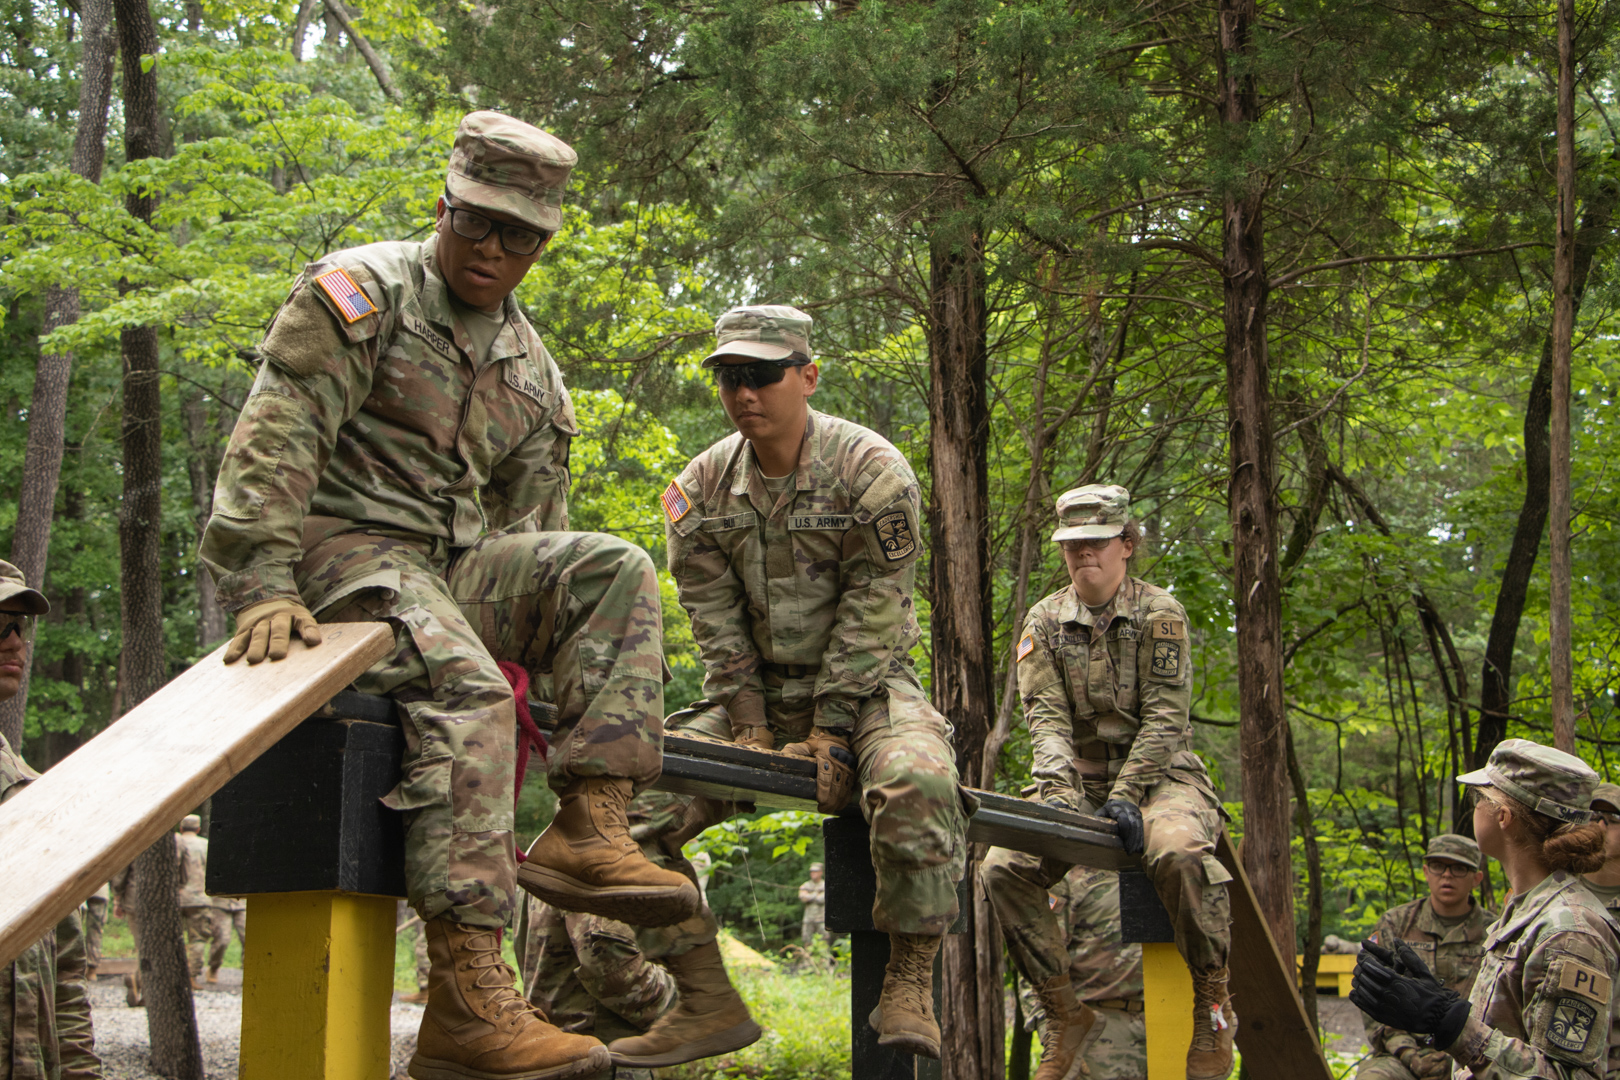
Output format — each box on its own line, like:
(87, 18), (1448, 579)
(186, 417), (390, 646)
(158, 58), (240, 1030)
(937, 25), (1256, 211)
(1059, 578), (1139, 629)
(726, 412), (822, 498)
(1483, 869), (1579, 949)
(1418, 896), (1485, 944)
(418, 235), (456, 331)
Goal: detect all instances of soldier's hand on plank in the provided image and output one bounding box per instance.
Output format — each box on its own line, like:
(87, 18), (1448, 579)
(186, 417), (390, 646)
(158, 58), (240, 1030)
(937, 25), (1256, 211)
(783, 727), (856, 814)
(1098, 798), (1145, 855)
(224, 597), (323, 664)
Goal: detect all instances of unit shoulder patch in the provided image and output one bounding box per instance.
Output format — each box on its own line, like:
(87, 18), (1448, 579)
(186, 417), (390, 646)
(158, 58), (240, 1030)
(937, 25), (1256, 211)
(1546, 995), (1599, 1054)
(1555, 958), (1612, 1004)
(1017, 633), (1036, 662)
(662, 480), (693, 523)
(313, 266), (378, 324)
(1151, 640), (1182, 680)
(874, 509), (917, 562)
(1150, 617), (1186, 641)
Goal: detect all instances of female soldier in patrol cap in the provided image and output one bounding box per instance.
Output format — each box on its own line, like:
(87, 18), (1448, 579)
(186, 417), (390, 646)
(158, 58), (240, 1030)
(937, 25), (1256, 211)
(1352, 738), (1618, 1079)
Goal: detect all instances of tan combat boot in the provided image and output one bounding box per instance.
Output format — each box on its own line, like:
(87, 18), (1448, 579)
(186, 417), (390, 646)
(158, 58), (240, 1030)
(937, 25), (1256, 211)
(867, 932), (942, 1058)
(1187, 967), (1236, 1080)
(207, 967), (220, 985)
(519, 778), (700, 927)
(606, 939), (763, 1066)
(1032, 974), (1098, 1080)
(410, 918), (609, 1080)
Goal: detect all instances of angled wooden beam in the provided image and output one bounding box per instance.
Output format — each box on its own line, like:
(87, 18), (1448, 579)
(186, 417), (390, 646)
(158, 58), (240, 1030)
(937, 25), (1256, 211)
(0, 622), (393, 968)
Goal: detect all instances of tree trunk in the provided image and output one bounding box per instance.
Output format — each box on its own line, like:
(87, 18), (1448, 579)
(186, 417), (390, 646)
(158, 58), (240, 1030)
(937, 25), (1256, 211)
(1217, 0), (1295, 957)
(1548, 0), (1576, 753)
(0, 0), (116, 749)
(320, 0), (400, 100)
(929, 226), (1002, 1080)
(1286, 724), (1322, 1039)
(1474, 176), (1619, 777)
(181, 394), (227, 651)
(116, 0), (204, 1072)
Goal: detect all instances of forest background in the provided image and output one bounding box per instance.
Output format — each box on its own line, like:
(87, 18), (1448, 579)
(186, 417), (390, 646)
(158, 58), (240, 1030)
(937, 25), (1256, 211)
(2, 0), (1620, 1066)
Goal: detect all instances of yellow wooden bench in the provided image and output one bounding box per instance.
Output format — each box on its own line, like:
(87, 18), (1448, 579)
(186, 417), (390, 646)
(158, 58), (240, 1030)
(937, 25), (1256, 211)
(1298, 952), (1357, 996)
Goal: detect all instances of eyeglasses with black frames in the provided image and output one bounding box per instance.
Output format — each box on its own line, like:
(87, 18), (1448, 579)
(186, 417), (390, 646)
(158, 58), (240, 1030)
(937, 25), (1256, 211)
(442, 198), (551, 256)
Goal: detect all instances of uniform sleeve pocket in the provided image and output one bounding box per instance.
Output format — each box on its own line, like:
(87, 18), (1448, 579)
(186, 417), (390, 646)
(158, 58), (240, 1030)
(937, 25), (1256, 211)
(1201, 855), (1234, 886)
(382, 753), (453, 812)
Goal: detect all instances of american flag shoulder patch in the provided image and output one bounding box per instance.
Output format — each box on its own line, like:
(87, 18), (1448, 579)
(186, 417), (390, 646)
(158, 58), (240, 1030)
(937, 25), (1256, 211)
(313, 266), (378, 324)
(662, 480), (693, 523)
(1016, 633), (1036, 662)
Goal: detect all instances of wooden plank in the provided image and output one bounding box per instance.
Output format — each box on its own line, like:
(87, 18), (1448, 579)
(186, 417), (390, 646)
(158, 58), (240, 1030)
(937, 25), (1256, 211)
(239, 892), (396, 1080)
(1142, 942), (1194, 1079)
(0, 623), (394, 969)
(1216, 829), (1332, 1080)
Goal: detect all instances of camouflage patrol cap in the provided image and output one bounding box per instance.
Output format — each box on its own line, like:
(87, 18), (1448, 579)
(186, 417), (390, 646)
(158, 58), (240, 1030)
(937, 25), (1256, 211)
(1052, 485), (1131, 543)
(446, 111), (577, 233)
(180, 814), (201, 832)
(1592, 782), (1620, 813)
(0, 560), (48, 615)
(1458, 738), (1598, 825)
(1425, 834), (1482, 871)
(701, 305), (813, 367)
(810, 862), (824, 872)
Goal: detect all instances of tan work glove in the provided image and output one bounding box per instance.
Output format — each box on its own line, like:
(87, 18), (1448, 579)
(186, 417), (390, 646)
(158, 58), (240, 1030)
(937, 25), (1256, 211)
(225, 598), (323, 664)
(782, 727), (857, 814)
(1399, 1046), (1452, 1080)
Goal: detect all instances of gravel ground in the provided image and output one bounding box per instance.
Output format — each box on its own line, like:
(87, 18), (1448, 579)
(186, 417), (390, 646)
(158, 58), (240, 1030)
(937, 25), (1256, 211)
(88, 970), (424, 1080)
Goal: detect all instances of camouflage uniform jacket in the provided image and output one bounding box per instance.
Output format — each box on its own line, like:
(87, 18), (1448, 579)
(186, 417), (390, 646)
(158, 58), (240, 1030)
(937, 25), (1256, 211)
(201, 234), (578, 613)
(1448, 870), (1620, 1079)
(665, 409), (924, 732)
(0, 736), (100, 1079)
(799, 879), (826, 921)
(1018, 577), (1206, 807)
(1579, 879), (1620, 1079)
(1362, 896), (1493, 1057)
(176, 834), (209, 909)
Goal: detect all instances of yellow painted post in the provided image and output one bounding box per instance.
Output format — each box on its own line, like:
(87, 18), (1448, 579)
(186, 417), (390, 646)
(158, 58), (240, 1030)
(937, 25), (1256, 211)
(1141, 941), (1194, 1080)
(239, 892), (398, 1080)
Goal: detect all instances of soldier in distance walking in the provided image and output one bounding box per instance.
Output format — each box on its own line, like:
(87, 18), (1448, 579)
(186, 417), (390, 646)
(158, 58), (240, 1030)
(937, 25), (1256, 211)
(200, 111), (695, 1080)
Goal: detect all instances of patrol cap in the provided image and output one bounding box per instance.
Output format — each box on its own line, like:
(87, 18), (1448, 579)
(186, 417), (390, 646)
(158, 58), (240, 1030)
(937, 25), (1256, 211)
(810, 862), (824, 872)
(180, 814), (202, 831)
(446, 111), (577, 233)
(1458, 738), (1598, 825)
(1592, 783), (1620, 813)
(1424, 834), (1481, 871)
(0, 560), (48, 615)
(701, 305), (813, 367)
(1052, 485), (1131, 543)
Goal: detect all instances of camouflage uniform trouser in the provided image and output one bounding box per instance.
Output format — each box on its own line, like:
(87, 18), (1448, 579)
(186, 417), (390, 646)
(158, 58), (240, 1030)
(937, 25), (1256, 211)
(1022, 1003), (1144, 1080)
(982, 774), (1230, 978)
(82, 894), (106, 972)
(670, 669), (967, 936)
(801, 914), (830, 949)
(182, 906), (216, 978)
(301, 517), (665, 929)
(205, 908), (246, 972)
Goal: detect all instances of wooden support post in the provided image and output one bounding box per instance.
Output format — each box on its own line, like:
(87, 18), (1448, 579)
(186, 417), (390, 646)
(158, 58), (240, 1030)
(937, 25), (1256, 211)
(1141, 942), (1195, 1079)
(239, 891), (398, 1080)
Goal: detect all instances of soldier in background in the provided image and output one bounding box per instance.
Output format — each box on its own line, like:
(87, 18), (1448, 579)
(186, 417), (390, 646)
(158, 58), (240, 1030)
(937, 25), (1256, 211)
(81, 884), (110, 981)
(662, 305), (968, 1060)
(176, 814), (214, 989)
(0, 560), (101, 1077)
(204, 891), (246, 984)
(1581, 781), (1620, 1078)
(108, 862), (141, 1007)
(1355, 835), (1492, 1080)
(798, 863), (828, 949)
(199, 110), (692, 1079)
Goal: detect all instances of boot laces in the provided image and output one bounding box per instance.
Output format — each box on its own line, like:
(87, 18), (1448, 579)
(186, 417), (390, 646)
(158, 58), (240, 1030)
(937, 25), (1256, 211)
(1189, 974), (1230, 1052)
(592, 782), (640, 853)
(886, 940), (935, 1017)
(460, 929), (542, 1025)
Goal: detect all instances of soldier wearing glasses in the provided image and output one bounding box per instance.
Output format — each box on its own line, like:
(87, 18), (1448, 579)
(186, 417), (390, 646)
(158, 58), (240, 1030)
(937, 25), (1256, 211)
(981, 485), (1235, 1080)
(1356, 835), (1494, 1080)
(200, 111), (694, 1080)
(660, 305), (968, 1061)
(1581, 782), (1620, 1076)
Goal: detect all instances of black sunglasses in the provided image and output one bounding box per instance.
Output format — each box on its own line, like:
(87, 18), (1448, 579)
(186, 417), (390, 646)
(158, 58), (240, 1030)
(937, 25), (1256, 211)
(442, 197), (551, 256)
(0, 614), (36, 643)
(713, 358), (810, 392)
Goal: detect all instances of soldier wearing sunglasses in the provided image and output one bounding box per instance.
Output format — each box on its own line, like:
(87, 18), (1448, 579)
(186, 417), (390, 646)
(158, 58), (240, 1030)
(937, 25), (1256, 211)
(656, 305), (967, 1062)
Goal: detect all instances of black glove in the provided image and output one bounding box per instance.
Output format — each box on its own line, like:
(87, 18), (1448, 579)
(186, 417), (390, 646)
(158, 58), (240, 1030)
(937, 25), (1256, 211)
(1351, 937), (1471, 1050)
(1099, 799), (1145, 855)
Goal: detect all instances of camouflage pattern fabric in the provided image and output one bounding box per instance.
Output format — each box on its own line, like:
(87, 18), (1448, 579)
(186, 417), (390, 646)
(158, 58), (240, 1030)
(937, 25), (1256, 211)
(799, 878), (828, 947)
(1579, 879), (1620, 1078)
(994, 578), (1230, 973)
(205, 907), (246, 972)
(446, 111), (576, 234)
(1445, 870), (1620, 1079)
(0, 734), (101, 1079)
(81, 889), (107, 974)
(1353, 1051), (1438, 1080)
(700, 305), (812, 365)
(1457, 739), (1598, 826)
(664, 410), (966, 936)
(1358, 895), (1493, 1064)
(1008, 865), (1145, 1080)
(176, 833), (209, 908)
(1050, 485), (1131, 542)
(200, 236), (665, 930)
(183, 907), (216, 979)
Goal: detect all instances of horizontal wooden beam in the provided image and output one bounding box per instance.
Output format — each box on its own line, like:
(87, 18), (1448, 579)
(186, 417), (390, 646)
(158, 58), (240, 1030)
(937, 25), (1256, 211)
(0, 623), (394, 969)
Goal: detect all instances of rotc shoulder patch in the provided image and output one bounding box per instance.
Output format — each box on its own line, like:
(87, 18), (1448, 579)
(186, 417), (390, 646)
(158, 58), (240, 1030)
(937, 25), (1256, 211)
(1151, 640), (1182, 679)
(1547, 996), (1599, 1053)
(313, 267), (378, 324)
(662, 480), (693, 523)
(1017, 633), (1036, 662)
(874, 510), (916, 562)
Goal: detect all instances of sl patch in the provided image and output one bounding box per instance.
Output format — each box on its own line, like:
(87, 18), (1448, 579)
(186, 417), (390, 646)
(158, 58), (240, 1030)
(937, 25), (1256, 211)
(1150, 618), (1186, 641)
(1151, 640), (1182, 679)
(661, 480), (693, 523)
(1016, 633), (1036, 662)
(1556, 959), (1611, 1004)
(313, 266), (377, 324)
(1547, 996), (1598, 1054)
(875, 510), (917, 562)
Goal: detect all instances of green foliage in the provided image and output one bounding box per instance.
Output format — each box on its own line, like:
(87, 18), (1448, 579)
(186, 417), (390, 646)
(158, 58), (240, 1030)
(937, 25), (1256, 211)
(691, 811), (824, 955)
(664, 955), (851, 1080)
